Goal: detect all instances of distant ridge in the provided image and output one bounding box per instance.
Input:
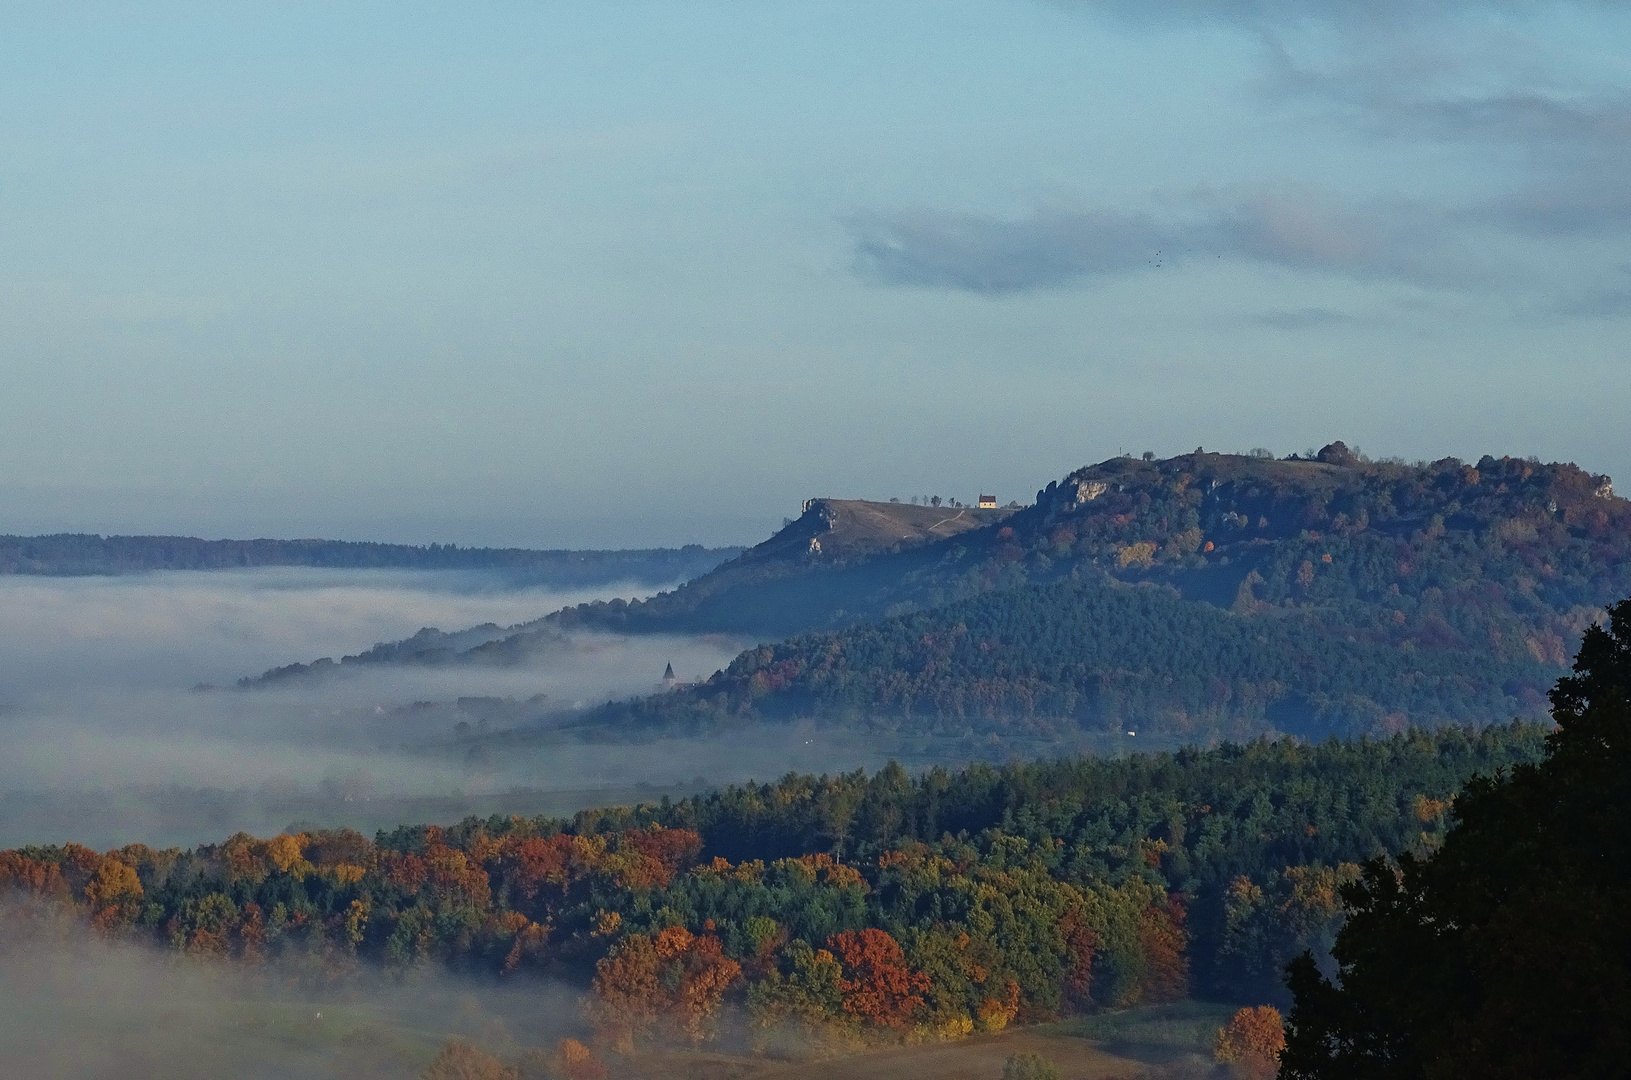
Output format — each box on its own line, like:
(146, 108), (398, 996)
(544, 443), (1631, 742)
(234, 443), (1631, 743)
(0, 533), (742, 584)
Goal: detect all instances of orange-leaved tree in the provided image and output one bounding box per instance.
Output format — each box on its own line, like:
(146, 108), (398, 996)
(827, 928), (930, 1028)
(1215, 1005), (1285, 1079)
(657, 926), (741, 1044)
(1136, 893), (1190, 1003)
(1058, 906), (1097, 1011)
(589, 925), (740, 1051)
(83, 855), (144, 931)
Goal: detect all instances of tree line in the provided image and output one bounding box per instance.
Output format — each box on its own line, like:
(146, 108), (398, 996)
(0, 534), (738, 584)
(0, 721), (1545, 1050)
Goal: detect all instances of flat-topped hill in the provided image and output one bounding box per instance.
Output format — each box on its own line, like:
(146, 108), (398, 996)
(746, 498), (1013, 563)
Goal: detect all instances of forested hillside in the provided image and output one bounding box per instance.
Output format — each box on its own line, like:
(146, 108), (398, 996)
(543, 497), (1015, 638)
(525, 446), (1627, 741)
(0, 534), (740, 584)
(239, 446), (1628, 742)
(539, 444), (1627, 641)
(578, 574), (1562, 740)
(0, 723), (1544, 1046)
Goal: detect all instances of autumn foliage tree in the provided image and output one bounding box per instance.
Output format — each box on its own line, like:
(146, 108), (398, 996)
(1135, 893), (1191, 1004)
(1057, 907), (1097, 1010)
(1214, 1005), (1285, 1079)
(828, 928), (930, 1028)
(589, 925), (740, 1050)
(0, 708), (1562, 1055)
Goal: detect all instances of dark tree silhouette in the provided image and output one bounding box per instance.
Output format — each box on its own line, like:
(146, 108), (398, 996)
(1281, 599), (1631, 1080)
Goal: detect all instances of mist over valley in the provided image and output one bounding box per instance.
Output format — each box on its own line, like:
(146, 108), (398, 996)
(3, 446), (1628, 1080)
(0, 566), (753, 848)
(7, 1), (1631, 1072)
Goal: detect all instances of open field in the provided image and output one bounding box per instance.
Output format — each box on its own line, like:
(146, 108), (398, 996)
(618, 1004), (1238, 1080)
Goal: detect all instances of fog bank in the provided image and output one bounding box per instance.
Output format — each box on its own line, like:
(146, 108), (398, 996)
(0, 569), (747, 848)
(0, 902), (581, 1080)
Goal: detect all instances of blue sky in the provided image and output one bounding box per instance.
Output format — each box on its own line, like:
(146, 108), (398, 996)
(1, 1), (1627, 547)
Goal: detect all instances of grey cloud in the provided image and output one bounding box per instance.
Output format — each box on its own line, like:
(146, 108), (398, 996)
(1562, 290), (1631, 316)
(1370, 91), (1631, 145)
(1059, 0), (1631, 245)
(847, 208), (1176, 294)
(1086, 0), (1631, 246)
(1555, 279), (1631, 317)
(1262, 45), (1631, 245)
(1063, 0), (1627, 32)
(848, 188), (1454, 294)
(0, 568), (654, 696)
(0, 569), (748, 848)
(1257, 30), (1631, 148)
(0, 908), (584, 1079)
(1253, 307), (1355, 329)
(1493, 175), (1631, 236)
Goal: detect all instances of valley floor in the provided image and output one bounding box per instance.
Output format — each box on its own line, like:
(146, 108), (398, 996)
(619, 1003), (1235, 1080)
(627, 1034), (1143, 1080)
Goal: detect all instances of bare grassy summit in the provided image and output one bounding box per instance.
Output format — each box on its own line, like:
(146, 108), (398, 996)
(752, 498), (1013, 563)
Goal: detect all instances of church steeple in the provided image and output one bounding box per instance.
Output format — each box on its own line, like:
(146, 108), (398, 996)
(662, 662), (676, 688)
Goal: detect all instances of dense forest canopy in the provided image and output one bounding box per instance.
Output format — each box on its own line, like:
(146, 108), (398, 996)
(0, 534), (740, 584)
(579, 574), (1560, 741)
(0, 723), (1547, 1049)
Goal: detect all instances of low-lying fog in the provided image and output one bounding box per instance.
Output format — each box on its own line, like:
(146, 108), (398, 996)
(0, 901), (583, 1079)
(0, 567), (1052, 853)
(0, 568), (761, 848)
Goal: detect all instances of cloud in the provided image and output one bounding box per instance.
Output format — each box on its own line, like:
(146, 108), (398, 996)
(848, 188), (1455, 294)
(1252, 307), (1355, 329)
(0, 568), (662, 696)
(1557, 290), (1631, 317)
(847, 208), (1172, 294)
(1251, 19), (1631, 146)
(1258, 25), (1631, 268)
(1491, 174), (1631, 237)
(853, 1), (1631, 300)
(1554, 267), (1631, 317)
(1064, 0), (1626, 33)
(0, 905), (583, 1080)
(1066, 0), (1631, 258)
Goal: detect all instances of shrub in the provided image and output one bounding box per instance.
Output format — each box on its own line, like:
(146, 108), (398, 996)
(1002, 1051), (1060, 1080)
(420, 1038), (519, 1080)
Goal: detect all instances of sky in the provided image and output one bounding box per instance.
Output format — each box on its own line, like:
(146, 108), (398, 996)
(1, 0), (1627, 548)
